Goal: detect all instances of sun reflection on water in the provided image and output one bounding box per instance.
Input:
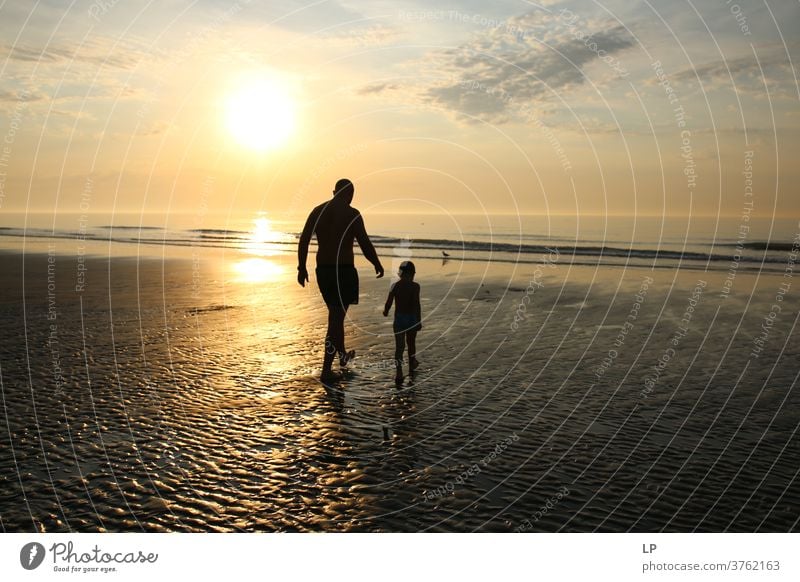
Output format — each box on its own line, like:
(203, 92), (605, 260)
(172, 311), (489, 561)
(242, 215), (293, 257)
(231, 257), (285, 283)
(230, 215), (293, 283)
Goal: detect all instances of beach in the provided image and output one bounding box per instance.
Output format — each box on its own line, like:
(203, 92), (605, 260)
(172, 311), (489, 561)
(1, 240), (798, 532)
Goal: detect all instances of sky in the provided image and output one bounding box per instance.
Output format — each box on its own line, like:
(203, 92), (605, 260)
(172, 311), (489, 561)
(0, 0), (798, 225)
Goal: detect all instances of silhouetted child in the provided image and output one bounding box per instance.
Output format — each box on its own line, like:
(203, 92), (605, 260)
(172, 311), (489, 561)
(383, 261), (422, 382)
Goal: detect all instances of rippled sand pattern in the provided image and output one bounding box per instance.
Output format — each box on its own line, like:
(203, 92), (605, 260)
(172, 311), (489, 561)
(1, 252), (798, 532)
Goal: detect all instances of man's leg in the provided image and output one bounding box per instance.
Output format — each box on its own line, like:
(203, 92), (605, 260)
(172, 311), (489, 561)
(323, 305), (347, 374)
(337, 305), (355, 367)
(334, 305), (349, 362)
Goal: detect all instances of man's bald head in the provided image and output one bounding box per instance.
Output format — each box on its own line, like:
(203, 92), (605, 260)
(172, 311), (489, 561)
(333, 179), (354, 203)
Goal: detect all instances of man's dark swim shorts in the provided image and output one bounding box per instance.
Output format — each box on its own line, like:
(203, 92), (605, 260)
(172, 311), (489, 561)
(315, 264), (359, 307)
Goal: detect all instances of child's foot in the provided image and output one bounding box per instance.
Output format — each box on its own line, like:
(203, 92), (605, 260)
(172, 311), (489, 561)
(320, 369), (343, 385)
(339, 349), (356, 368)
(409, 357), (419, 371)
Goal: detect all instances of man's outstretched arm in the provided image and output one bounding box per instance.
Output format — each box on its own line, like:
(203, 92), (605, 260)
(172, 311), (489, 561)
(297, 209), (317, 286)
(354, 213), (384, 278)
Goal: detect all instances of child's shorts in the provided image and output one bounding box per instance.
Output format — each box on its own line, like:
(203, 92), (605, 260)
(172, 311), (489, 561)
(393, 313), (420, 333)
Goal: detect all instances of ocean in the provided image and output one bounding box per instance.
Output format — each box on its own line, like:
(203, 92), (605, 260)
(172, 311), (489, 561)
(1, 211), (797, 270)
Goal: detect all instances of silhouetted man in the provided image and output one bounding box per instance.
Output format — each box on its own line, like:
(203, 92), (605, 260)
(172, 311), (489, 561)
(297, 178), (384, 381)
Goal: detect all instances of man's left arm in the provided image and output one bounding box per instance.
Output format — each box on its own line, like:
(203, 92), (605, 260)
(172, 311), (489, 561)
(354, 213), (384, 278)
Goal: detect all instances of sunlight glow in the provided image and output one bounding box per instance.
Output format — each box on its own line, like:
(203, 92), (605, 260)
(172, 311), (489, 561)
(232, 258), (284, 283)
(226, 74), (296, 151)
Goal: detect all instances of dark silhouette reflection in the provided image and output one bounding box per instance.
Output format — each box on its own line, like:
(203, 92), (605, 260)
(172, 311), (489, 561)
(322, 381), (346, 413)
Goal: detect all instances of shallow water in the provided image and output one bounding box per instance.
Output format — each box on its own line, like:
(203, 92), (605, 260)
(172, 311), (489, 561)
(0, 251), (798, 532)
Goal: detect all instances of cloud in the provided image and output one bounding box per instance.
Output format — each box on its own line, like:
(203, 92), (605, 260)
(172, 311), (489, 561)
(0, 36), (154, 70)
(313, 23), (402, 47)
(357, 82), (400, 95)
(0, 34), (161, 118)
(242, 0), (367, 34)
(0, 89), (45, 103)
(670, 43), (800, 99)
(357, 9), (635, 124)
(135, 121), (171, 137)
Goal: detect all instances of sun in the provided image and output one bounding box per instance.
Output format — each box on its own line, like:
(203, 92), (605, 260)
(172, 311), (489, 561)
(225, 74), (296, 151)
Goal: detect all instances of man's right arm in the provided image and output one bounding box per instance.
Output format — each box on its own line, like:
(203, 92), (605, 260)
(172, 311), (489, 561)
(297, 208), (317, 287)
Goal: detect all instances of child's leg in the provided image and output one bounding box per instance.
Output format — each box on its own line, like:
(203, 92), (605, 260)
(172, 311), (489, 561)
(407, 331), (418, 370)
(394, 330), (406, 376)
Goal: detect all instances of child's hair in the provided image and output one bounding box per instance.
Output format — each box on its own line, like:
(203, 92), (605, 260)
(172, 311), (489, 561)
(399, 260), (416, 277)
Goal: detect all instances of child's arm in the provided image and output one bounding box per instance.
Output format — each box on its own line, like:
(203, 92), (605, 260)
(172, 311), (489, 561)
(414, 283), (422, 330)
(383, 286), (395, 317)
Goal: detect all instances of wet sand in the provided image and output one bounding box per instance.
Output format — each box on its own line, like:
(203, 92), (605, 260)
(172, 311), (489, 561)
(0, 247), (798, 532)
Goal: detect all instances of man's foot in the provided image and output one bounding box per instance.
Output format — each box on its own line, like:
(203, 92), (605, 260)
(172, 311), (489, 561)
(320, 369), (343, 385)
(394, 368), (404, 385)
(339, 349), (356, 368)
(409, 357), (419, 371)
